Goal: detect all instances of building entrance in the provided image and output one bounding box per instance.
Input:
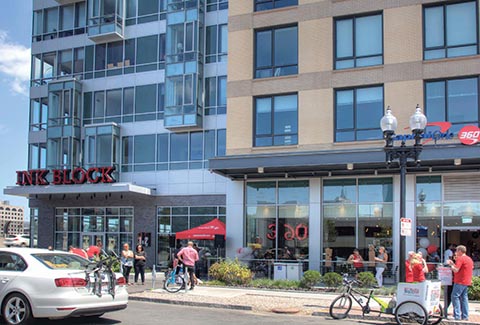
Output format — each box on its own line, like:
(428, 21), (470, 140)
(444, 228), (480, 276)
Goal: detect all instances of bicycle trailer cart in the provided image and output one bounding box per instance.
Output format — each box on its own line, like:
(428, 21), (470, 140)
(329, 275), (443, 325)
(395, 280), (443, 325)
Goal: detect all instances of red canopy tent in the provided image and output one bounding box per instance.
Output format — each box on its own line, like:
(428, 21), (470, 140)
(175, 219), (226, 240)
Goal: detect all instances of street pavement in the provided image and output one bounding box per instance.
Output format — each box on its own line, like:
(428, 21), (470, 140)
(127, 273), (480, 324)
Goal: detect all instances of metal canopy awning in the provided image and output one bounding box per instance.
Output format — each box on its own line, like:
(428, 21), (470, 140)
(3, 182), (154, 198)
(209, 144), (480, 180)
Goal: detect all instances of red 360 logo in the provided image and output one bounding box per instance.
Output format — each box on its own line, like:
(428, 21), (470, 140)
(458, 125), (480, 145)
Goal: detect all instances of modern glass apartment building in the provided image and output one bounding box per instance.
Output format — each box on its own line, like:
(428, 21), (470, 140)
(6, 0), (229, 268)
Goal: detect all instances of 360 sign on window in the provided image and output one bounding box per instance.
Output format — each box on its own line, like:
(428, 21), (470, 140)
(266, 223), (308, 241)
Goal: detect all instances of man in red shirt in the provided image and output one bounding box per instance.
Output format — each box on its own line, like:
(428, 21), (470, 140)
(177, 241), (199, 290)
(447, 245), (473, 321)
(87, 240), (103, 261)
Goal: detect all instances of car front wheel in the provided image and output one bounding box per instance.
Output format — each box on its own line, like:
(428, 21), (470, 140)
(2, 293), (33, 325)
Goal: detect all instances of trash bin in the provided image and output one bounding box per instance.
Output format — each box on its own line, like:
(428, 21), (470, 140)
(273, 263), (287, 280)
(286, 262), (303, 281)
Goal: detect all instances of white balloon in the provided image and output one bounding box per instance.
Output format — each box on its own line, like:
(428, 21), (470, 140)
(419, 238), (430, 248)
(418, 248), (428, 258)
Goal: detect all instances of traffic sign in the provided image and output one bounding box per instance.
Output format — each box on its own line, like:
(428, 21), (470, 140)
(400, 218), (412, 236)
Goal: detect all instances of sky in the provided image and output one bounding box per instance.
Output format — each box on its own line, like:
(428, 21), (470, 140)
(0, 2), (33, 213)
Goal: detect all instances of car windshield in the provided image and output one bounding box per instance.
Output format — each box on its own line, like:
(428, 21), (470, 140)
(33, 253), (90, 270)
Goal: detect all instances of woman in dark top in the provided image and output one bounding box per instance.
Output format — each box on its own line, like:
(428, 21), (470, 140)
(134, 244), (147, 285)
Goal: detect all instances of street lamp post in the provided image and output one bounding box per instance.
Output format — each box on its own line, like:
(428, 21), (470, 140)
(380, 105), (427, 282)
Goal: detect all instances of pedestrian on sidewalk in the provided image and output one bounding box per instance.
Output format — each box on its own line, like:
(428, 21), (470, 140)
(134, 244), (147, 285)
(374, 246), (388, 287)
(447, 244), (474, 321)
(405, 251), (415, 283)
(411, 253), (428, 282)
(177, 241), (199, 290)
(121, 243), (135, 286)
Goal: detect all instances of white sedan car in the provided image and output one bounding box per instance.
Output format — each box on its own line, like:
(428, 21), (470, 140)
(0, 248), (128, 325)
(3, 235), (36, 248)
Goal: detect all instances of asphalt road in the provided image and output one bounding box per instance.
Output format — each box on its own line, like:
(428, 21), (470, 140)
(20, 301), (396, 325)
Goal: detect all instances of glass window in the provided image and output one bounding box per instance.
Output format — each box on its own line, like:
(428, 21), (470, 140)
(107, 41), (123, 69)
(33, 10), (43, 37)
(138, 0), (159, 23)
(255, 94), (298, 147)
(335, 86), (383, 142)
(95, 44), (106, 71)
(207, 0), (229, 12)
(44, 7), (58, 36)
(106, 89), (122, 117)
(170, 133), (188, 162)
(43, 52), (56, 80)
(255, 0), (297, 11)
(255, 26), (298, 78)
(124, 38), (136, 67)
(246, 180), (308, 262)
(206, 24), (228, 63)
(122, 136), (133, 166)
(157, 133), (169, 169)
(123, 87), (134, 121)
(58, 50), (73, 76)
(60, 5), (74, 32)
(126, 0), (136, 25)
(135, 84), (157, 121)
(75, 2), (86, 30)
(137, 35), (158, 70)
(204, 130), (215, 160)
(424, 1), (478, 60)
(190, 132), (203, 161)
(73, 48), (84, 74)
(335, 13), (383, 69)
(425, 77), (479, 133)
(94, 91), (105, 119)
(323, 178), (393, 268)
(134, 135), (155, 164)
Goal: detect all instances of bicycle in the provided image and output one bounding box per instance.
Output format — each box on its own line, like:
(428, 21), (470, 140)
(84, 249), (121, 298)
(164, 265), (190, 293)
(329, 274), (443, 325)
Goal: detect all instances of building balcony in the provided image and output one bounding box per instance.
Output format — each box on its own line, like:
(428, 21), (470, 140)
(88, 15), (124, 43)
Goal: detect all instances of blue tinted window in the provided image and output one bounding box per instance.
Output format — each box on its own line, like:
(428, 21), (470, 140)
(255, 0), (297, 11)
(424, 1), (478, 60)
(255, 94), (298, 147)
(335, 13), (383, 69)
(425, 77), (479, 129)
(255, 26), (297, 78)
(335, 86), (383, 142)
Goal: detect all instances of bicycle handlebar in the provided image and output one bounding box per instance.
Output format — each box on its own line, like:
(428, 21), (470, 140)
(342, 273), (362, 286)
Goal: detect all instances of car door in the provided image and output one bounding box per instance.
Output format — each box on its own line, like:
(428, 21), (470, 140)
(0, 252), (26, 299)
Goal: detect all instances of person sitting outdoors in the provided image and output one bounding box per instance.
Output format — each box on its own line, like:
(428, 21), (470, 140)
(348, 248), (364, 272)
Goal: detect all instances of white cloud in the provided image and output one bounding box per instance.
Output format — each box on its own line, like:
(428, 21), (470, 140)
(0, 30), (30, 96)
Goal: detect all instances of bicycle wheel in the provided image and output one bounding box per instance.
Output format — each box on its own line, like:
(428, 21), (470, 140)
(329, 294), (352, 319)
(427, 304), (443, 325)
(164, 272), (185, 293)
(395, 301), (428, 325)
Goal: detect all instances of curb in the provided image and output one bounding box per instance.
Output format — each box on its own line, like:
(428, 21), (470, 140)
(312, 311), (471, 325)
(129, 296), (253, 311)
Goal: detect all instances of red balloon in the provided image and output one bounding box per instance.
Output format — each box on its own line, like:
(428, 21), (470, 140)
(427, 245), (437, 254)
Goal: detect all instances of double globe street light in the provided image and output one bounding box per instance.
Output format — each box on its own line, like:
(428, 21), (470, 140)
(380, 105), (427, 282)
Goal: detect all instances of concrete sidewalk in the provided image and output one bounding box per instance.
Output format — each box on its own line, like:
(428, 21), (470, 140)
(127, 274), (480, 324)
